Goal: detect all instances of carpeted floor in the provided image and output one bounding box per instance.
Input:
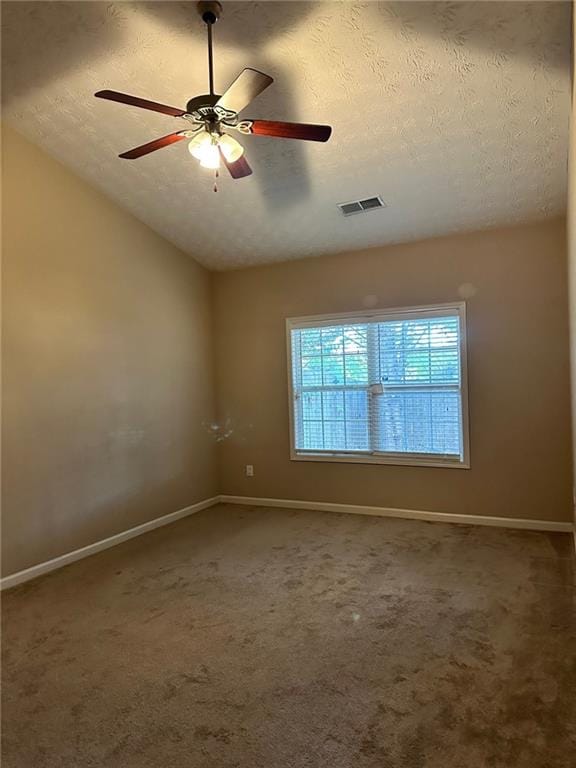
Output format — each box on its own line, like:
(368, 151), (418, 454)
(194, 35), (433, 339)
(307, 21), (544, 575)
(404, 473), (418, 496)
(2, 503), (575, 767)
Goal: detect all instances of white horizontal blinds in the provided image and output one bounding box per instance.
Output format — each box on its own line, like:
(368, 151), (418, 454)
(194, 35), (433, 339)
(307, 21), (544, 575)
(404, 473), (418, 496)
(290, 307), (464, 460)
(292, 324), (370, 452)
(374, 316), (462, 457)
(291, 328), (305, 449)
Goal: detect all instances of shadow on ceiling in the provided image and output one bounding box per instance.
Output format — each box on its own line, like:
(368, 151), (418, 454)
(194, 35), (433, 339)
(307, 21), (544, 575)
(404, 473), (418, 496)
(1, 2), (126, 106)
(1, 1), (570, 211)
(139, 1), (319, 212)
(368, 1), (571, 74)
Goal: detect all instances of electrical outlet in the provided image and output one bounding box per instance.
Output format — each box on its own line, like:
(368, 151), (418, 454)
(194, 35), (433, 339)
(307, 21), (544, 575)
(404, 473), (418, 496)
(246, 464), (254, 477)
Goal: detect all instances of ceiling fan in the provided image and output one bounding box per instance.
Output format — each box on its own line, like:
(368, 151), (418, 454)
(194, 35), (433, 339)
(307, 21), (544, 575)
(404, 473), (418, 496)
(95, 1), (332, 181)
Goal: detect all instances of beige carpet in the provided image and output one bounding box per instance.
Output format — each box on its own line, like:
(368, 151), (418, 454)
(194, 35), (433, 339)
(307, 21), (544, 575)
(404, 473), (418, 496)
(2, 503), (575, 767)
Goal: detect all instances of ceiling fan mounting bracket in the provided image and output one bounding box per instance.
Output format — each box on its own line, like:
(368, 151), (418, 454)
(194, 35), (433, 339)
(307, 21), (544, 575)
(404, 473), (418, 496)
(197, 1), (222, 25)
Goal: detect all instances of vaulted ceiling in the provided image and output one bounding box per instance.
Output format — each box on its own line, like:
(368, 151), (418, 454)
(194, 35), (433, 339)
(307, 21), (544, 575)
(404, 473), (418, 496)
(2, 1), (571, 269)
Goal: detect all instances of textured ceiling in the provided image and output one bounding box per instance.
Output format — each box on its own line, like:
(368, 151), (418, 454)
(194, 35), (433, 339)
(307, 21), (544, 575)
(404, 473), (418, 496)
(2, 1), (571, 270)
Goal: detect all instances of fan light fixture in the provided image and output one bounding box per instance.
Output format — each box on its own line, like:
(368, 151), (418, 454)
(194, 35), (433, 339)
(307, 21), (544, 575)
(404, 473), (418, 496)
(188, 130), (244, 169)
(94, 0), (332, 186)
(218, 133), (244, 162)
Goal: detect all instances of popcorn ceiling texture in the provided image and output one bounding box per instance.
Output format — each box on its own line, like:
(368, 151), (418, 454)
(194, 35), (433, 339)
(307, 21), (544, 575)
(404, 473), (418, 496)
(1, 1), (570, 269)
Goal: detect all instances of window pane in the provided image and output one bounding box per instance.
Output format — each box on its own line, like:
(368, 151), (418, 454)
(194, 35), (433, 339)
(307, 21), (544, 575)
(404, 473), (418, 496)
(429, 318), (459, 384)
(379, 322), (405, 384)
(346, 421), (369, 450)
(322, 356), (344, 385)
(379, 316), (460, 386)
(344, 354), (368, 384)
(300, 328), (322, 356)
(430, 348), (459, 384)
(323, 391), (344, 420)
(302, 421), (323, 450)
(375, 390), (461, 456)
(345, 390), (368, 421)
(324, 421), (345, 450)
(377, 392), (405, 452)
(321, 327), (343, 355)
(343, 325), (368, 353)
(431, 391), (461, 454)
(404, 350), (430, 382)
(405, 321), (430, 349)
(302, 392), (322, 421)
(301, 356), (322, 387)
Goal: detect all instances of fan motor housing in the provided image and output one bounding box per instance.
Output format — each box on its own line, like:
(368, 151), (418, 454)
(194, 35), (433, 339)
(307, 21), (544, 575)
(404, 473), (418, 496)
(186, 94), (221, 115)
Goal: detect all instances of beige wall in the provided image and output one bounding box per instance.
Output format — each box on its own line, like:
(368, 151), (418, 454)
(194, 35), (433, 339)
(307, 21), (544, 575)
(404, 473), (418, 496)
(568, 4), (576, 530)
(1, 124), (217, 576)
(214, 219), (572, 523)
(2, 125), (572, 580)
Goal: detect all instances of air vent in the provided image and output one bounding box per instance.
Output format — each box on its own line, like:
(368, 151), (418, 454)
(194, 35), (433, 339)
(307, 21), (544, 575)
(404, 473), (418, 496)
(338, 196), (386, 216)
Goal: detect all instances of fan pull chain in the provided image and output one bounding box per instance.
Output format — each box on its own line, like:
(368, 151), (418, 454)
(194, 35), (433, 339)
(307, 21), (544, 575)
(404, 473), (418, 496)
(213, 168), (219, 193)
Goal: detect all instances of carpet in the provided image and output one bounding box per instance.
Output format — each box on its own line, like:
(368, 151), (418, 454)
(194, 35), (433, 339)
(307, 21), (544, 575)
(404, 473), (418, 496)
(2, 503), (575, 767)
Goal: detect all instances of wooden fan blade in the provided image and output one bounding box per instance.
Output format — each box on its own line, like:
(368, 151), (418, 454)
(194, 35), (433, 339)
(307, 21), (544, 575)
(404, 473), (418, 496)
(215, 68), (273, 115)
(219, 148), (253, 179)
(248, 120), (332, 142)
(119, 132), (187, 159)
(95, 90), (185, 117)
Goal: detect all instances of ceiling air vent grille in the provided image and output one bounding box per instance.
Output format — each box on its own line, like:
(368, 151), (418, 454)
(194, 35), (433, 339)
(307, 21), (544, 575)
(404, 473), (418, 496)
(338, 196), (386, 216)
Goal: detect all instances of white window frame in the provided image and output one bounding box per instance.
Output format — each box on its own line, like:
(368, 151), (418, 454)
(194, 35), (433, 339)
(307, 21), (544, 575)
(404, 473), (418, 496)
(286, 302), (470, 469)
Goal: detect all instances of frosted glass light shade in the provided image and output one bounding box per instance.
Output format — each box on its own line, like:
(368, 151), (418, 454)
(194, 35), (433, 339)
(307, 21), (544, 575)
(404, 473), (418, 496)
(219, 134), (244, 163)
(199, 142), (220, 169)
(188, 131), (212, 159)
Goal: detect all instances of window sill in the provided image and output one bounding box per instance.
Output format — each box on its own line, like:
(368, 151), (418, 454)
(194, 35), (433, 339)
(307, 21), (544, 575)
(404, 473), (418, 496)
(291, 451), (470, 469)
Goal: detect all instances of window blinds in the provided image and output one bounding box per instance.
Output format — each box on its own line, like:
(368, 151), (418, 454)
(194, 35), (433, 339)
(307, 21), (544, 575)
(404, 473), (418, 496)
(289, 305), (467, 465)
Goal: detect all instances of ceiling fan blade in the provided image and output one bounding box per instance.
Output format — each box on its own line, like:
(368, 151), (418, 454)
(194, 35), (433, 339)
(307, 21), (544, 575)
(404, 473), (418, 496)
(95, 90), (186, 117)
(215, 68), (273, 115)
(119, 132), (187, 159)
(219, 148), (253, 179)
(247, 120), (332, 142)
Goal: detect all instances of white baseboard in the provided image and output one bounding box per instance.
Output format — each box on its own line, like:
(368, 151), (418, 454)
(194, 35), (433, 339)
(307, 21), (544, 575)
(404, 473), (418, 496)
(0, 496), (219, 591)
(219, 495), (575, 533)
(3, 494), (573, 591)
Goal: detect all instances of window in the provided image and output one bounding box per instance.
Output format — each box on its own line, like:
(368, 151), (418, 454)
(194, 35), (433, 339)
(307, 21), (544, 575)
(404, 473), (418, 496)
(287, 303), (469, 468)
